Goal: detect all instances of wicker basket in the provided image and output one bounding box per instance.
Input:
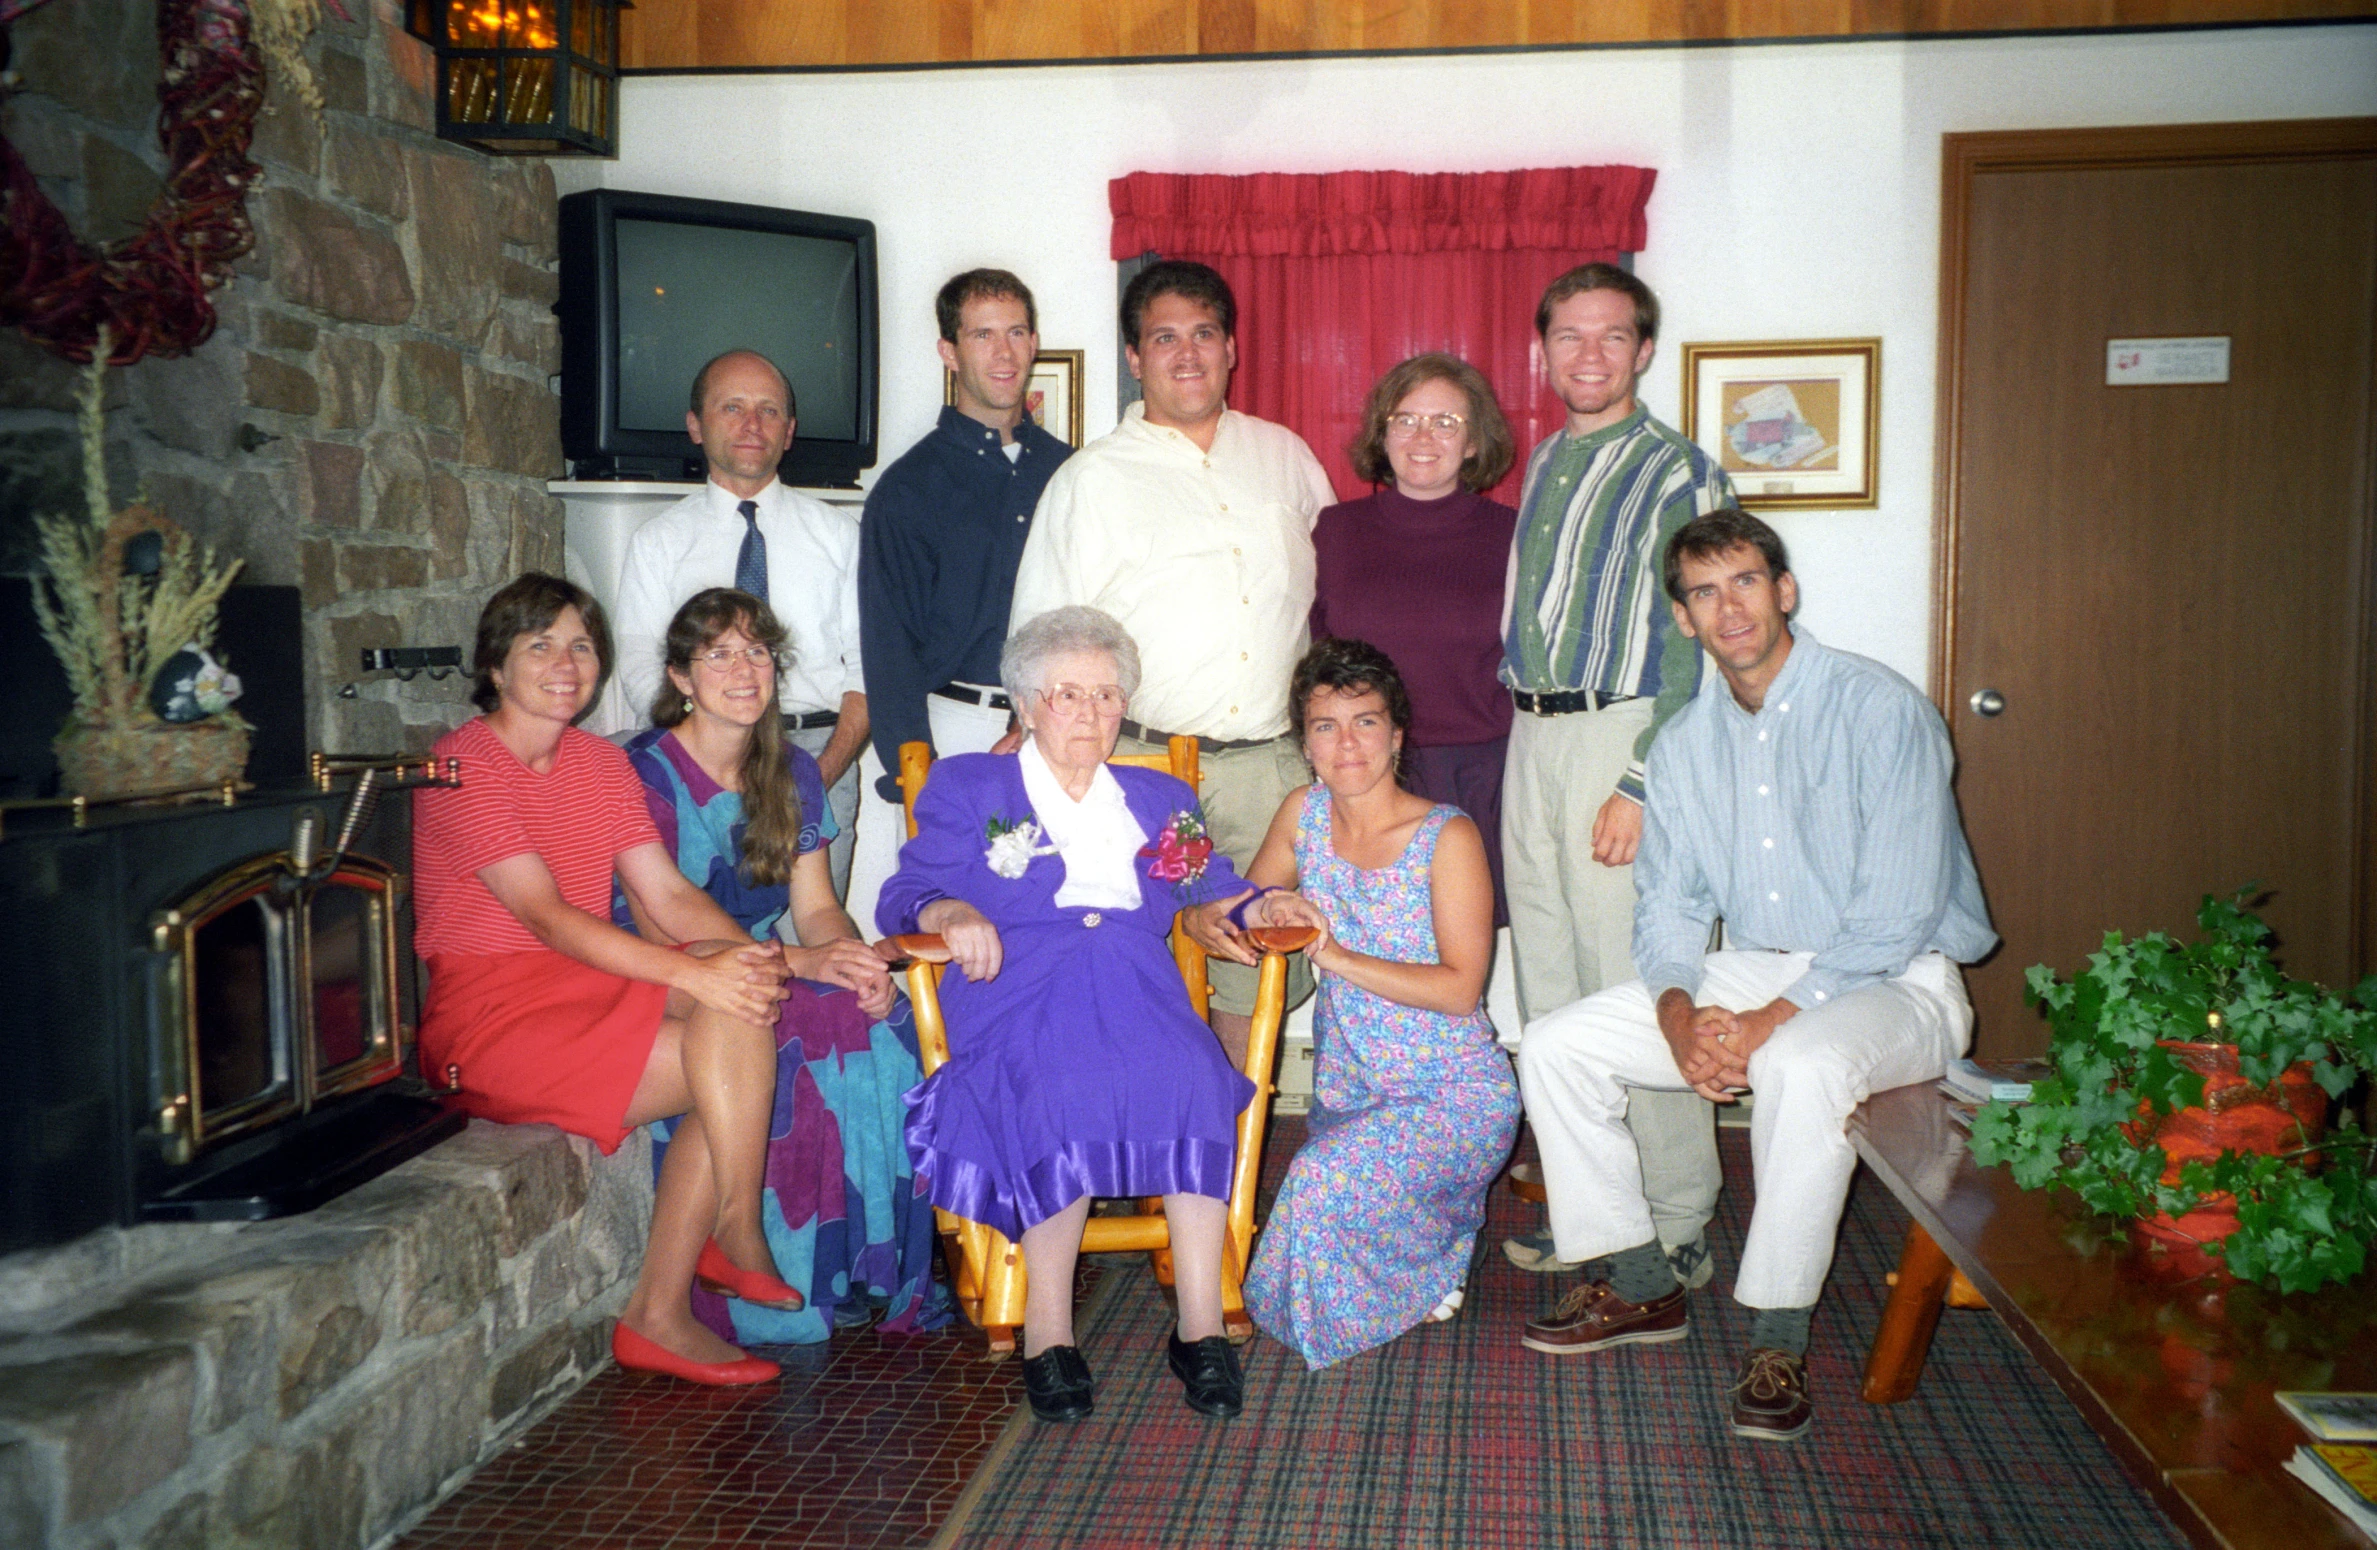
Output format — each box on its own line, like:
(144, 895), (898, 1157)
(53, 719), (251, 801)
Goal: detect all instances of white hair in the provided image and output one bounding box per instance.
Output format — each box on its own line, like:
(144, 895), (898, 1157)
(1001, 606), (1142, 706)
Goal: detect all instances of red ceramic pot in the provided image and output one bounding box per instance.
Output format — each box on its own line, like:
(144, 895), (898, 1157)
(2127, 1041), (2327, 1266)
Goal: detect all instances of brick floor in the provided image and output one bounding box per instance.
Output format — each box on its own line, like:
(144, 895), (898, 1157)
(393, 1284), (1064, 1549)
(396, 1116), (1311, 1549)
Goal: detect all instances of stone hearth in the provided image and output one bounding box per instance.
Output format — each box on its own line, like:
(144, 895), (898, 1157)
(0, 1122), (653, 1550)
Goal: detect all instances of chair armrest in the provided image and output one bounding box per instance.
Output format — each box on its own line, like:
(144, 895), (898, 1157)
(1244, 925), (1317, 955)
(894, 926), (1305, 969)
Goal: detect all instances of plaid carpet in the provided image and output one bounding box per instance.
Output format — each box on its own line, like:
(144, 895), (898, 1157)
(937, 1123), (2188, 1550)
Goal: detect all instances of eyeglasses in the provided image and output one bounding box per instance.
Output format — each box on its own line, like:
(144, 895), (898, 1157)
(1040, 683), (1127, 716)
(1384, 411), (1467, 439)
(694, 645), (776, 670)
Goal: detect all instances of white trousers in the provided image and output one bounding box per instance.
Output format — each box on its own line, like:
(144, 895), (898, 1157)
(845, 691), (1011, 940)
(1515, 950), (1971, 1308)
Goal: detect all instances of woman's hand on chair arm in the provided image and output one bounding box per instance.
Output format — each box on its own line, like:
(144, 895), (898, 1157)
(1185, 787), (1306, 966)
(917, 898), (1002, 982)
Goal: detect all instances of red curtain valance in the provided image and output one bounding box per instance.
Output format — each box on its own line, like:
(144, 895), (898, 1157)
(1108, 167), (1656, 261)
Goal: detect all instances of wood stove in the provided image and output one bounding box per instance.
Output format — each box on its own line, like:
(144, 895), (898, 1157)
(0, 762), (466, 1254)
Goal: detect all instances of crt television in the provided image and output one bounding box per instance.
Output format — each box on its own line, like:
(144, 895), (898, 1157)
(557, 188), (879, 488)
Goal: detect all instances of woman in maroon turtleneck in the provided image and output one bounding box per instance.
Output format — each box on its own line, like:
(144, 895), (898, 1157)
(1310, 353), (1519, 922)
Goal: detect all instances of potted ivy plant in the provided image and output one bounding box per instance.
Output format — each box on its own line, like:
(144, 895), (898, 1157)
(1969, 890), (2377, 1292)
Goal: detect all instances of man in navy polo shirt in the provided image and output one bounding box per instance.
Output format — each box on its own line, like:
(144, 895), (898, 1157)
(848, 271), (1072, 919)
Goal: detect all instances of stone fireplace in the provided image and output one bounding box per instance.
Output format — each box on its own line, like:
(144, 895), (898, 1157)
(0, 8), (642, 1546)
(0, 0), (571, 756)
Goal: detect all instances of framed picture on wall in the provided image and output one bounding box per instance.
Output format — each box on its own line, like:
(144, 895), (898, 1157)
(1680, 339), (1879, 509)
(945, 349), (1086, 449)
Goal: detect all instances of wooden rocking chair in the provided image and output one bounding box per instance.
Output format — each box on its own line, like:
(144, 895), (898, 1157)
(888, 738), (1312, 1357)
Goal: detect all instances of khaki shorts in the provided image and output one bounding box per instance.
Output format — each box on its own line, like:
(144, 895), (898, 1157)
(1116, 732), (1315, 1019)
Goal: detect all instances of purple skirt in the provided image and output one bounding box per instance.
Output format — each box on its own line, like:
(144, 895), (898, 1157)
(903, 915), (1253, 1240)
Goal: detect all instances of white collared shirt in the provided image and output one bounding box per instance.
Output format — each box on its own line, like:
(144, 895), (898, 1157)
(609, 477), (864, 729)
(1008, 403), (1335, 741)
(1017, 738), (1148, 911)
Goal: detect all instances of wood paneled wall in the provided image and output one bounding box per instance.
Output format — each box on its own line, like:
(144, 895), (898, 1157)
(621, 0), (2374, 72)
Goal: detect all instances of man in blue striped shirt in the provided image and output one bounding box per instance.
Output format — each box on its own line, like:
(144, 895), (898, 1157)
(1499, 264), (1736, 1285)
(1515, 509), (1996, 1442)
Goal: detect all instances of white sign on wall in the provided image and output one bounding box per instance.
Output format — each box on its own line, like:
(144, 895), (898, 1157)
(2106, 337), (2231, 386)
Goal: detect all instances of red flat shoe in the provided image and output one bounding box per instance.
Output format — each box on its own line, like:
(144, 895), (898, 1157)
(611, 1321), (779, 1386)
(696, 1237), (805, 1311)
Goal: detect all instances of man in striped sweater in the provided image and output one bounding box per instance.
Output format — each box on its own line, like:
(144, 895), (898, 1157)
(1498, 265), (1735, 1287)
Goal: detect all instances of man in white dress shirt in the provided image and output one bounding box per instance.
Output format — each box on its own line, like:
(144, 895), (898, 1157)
(612, 349), (869, 894)
(1008, 260), (1336, 1062)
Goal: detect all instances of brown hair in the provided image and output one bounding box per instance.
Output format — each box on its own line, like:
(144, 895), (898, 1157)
(1291, 637), (1413, 782)
(1663, 508), (1792, 603)
(1534, 262), (1660, 342)
(652, 588), (803, 887)
(1346, 353), (1516, 492)
(936, 268), (1038, 342)
(1121, 259), (1236, 348)
(470, 573), (610, 717)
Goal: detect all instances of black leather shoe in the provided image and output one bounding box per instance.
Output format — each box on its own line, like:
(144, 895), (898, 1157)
(1166, 1330), (1243, 1418)
(1021, 1344), (1094, 1422)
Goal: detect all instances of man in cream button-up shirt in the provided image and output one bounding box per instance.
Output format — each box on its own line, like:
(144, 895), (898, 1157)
(1009, 261), (1334, 1056)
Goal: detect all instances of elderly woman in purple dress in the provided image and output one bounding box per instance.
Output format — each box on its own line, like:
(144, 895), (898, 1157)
(879, 606), (1300, 1425)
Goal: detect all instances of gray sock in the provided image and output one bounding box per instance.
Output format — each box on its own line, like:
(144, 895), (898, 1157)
(1607, 1240), (1680, 1305)
(1749, 1305), (1814, 1356)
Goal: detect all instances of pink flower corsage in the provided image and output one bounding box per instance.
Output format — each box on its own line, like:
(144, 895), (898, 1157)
(1139, 807), (1215, 898)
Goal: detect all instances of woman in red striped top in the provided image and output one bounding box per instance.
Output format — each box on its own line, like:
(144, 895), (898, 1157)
(414, 573), (802, 1387)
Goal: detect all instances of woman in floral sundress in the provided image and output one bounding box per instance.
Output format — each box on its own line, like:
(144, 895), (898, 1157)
(1200, 637), (1520, 1369)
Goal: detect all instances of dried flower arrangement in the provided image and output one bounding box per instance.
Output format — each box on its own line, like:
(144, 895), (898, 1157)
(33, 336), (251, 799)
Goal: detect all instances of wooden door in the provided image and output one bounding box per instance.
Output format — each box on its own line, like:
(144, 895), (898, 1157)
(1936, 119), (2377, 1058)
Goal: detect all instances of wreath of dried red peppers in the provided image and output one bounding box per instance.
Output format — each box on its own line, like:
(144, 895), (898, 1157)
(0, 0), (264, 366)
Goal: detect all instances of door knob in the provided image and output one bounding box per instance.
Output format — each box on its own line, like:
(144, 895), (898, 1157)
(1969, 688), (2006, 718)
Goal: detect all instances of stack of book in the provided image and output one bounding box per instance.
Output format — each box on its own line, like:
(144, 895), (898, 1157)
(2278, 1391), (2377, 1540)
(1937, 1057), (2054, 1130)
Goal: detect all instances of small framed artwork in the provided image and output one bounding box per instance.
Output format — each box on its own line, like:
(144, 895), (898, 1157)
(1680, 339), (1880, 509)
(945, 349), (1086, 449)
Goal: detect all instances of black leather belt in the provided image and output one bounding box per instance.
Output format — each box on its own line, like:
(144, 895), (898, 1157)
(789, 709), (840, 731)
(932, 683), (1013, 712)
(1511, 688), (1637, 716)
(1120, 717), (1272, 754)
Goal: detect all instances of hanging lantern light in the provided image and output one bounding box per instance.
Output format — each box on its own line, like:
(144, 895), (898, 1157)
(405, 0), (624, 157)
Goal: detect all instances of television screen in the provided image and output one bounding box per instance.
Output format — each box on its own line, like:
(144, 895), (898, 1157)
(558, 189), (879, 487)
(613, 218), (862, 443)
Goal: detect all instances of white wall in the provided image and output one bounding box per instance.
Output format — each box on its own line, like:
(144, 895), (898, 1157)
(604, 25), (2377, 687)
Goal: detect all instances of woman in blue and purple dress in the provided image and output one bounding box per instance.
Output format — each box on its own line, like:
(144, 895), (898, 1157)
(879, 605), (1304, 1424)
(618, 587), (944, 1345)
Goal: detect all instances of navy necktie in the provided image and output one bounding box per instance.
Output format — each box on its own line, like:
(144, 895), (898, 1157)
(733, 499), (768, 602)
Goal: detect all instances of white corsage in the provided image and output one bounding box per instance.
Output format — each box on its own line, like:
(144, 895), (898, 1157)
(983, 816), (1057, 879)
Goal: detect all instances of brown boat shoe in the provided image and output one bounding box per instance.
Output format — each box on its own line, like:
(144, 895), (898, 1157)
(1520, 1279), (1689, 1356)
(1729, 1347), (1813, 1441)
